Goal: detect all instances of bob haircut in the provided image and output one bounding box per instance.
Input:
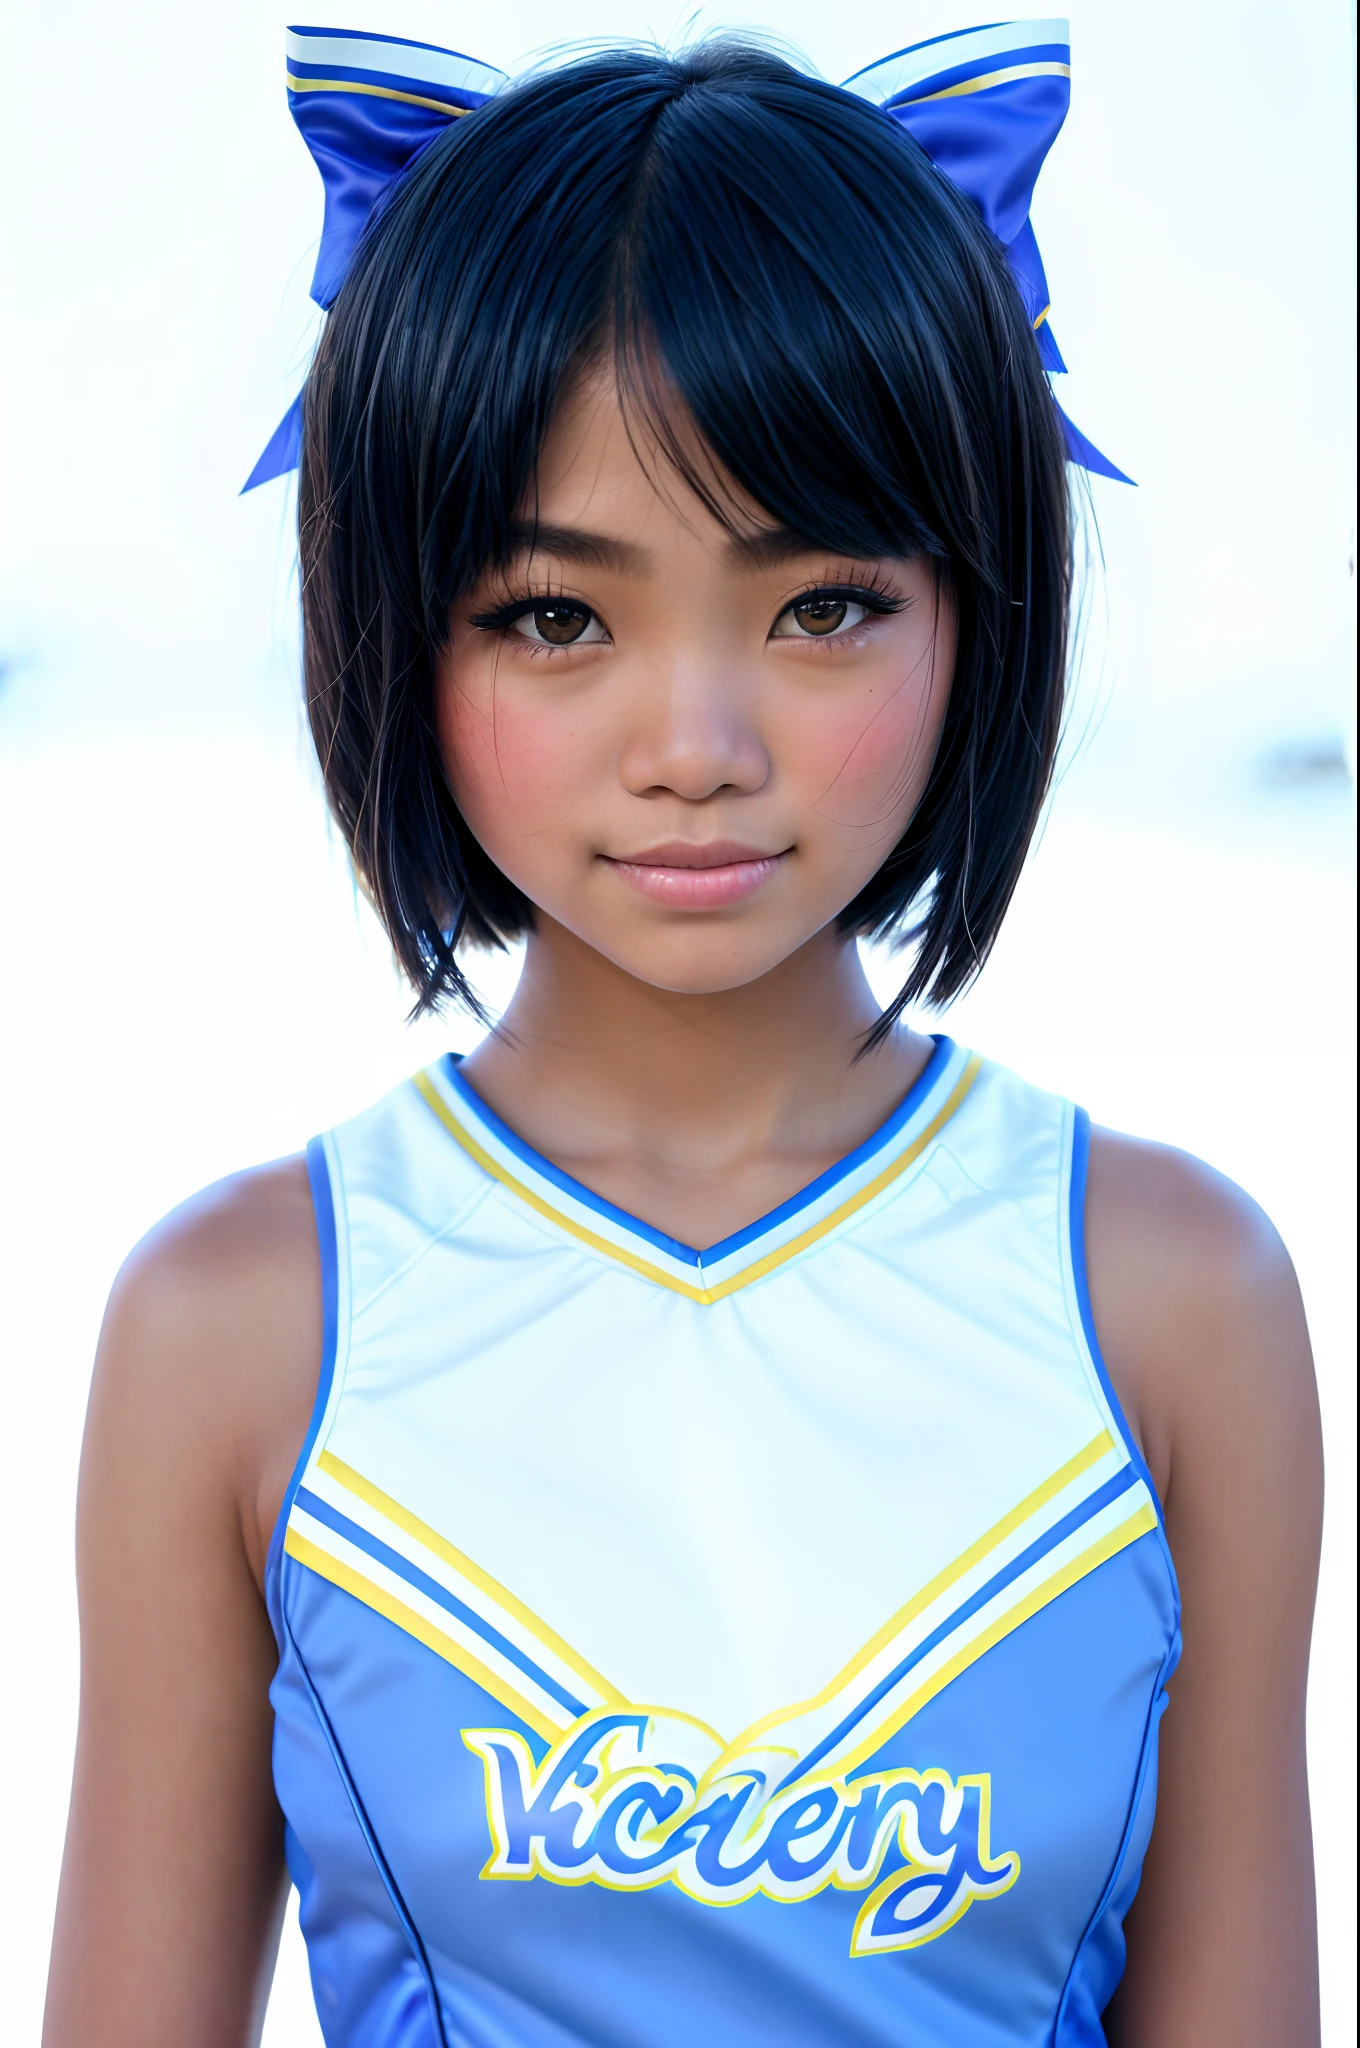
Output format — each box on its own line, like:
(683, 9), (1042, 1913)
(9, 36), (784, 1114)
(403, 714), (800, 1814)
(300, 39), (1072, 1030)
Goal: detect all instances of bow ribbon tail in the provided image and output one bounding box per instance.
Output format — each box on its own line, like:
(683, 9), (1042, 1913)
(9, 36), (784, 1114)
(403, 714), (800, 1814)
(242, 393), (305, 496)
(1054, 402), (1132, 484)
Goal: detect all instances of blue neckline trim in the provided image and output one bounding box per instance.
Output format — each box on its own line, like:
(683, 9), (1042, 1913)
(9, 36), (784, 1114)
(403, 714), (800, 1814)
(442, 1035), (954, 1268)
(1068, 1109), (1168, 1531)
(700, 1034), (954, 1263)
(264, 1136), (340, 1618)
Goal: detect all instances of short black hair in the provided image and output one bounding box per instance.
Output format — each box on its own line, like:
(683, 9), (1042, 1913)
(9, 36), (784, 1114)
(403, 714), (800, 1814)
(300, 40), (1071, 1029)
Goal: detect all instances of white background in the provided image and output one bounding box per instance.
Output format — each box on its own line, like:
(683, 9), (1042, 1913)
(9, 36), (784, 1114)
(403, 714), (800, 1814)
(0, 3), (1354, 2041)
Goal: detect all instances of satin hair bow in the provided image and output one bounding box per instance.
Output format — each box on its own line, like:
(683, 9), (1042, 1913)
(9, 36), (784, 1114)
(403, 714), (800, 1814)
(244, 18), (1128, 491)
(842, 20), (1128, 481)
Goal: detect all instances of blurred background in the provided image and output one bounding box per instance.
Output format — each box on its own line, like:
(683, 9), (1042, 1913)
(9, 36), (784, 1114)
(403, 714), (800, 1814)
(1, 2), (1354, 2040)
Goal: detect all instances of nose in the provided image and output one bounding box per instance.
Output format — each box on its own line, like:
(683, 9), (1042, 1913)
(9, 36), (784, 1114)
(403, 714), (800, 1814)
(618, 656), (771, 803)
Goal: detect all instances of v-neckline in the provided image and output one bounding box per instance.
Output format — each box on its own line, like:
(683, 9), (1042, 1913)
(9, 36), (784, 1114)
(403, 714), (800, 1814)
(413, 1036), (981, 1303)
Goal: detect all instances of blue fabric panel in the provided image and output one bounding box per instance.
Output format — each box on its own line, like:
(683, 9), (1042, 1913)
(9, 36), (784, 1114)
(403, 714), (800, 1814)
(274, 1529), (1177, 2047)
(1053, 1635), (1178, 2042)
(272, 1623), (444, 2046)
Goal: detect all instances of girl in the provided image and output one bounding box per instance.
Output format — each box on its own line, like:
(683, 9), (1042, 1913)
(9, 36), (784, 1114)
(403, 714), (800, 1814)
(45, 24), (1322, 2048)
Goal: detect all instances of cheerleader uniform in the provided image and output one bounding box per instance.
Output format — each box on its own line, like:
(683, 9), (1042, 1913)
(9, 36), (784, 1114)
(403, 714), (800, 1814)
(267, 1036), (1179, 2045)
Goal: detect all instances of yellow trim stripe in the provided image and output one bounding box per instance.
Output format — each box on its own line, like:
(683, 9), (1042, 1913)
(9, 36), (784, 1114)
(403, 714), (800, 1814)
(412, 1069), (712, 1300)
(317, 1449), (625, 1707)
(840, 1501), (1158, 1774)
(414, 1053), (982, 1304)
(704, 1055), (982, 1301)
(287, 1452), (1148, 1761)
(283, 1527), (563, 1743)
(285, 74), (475, 116)
(720, 1427), (1114, 1760)
(917, 60), (1070, 103)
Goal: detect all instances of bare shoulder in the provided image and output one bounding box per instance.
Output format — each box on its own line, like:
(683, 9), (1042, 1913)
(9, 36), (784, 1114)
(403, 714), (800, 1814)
(50, 1162), (321, 2042)
(1086, 1126), (1301, 1345)
(1086, 1134), (1322, 2041)
(89, 1156), (322, 1587)
(1083, 1127), (1319, 1513)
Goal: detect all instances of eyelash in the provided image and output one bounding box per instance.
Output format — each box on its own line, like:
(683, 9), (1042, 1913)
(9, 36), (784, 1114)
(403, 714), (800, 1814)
(469, 580), (908, 647)
(469, 593), (590, 637)
(783, 581), (908, 641)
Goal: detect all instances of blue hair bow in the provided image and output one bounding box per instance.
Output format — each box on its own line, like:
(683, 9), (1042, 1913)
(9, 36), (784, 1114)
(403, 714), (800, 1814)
(243, 27), (506, 490)
(244, 18), (1128, 491)
(843, 20), (1128, 481)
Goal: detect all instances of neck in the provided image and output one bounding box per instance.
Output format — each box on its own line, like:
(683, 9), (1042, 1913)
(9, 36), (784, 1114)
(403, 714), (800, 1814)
(460, 916), (930, 1179)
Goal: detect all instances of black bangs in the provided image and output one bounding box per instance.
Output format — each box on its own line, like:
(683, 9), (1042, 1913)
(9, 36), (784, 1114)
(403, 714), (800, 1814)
(299, 41), (1070, 1028)
(616, 74), (972, 567)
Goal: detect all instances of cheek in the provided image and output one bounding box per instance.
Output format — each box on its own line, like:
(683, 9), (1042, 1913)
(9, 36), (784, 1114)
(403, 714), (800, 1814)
(790, 648), (948, 832)
(438, 662), (594, 846)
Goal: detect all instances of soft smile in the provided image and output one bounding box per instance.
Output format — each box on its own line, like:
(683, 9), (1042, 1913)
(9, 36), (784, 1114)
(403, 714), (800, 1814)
(603, 841), (791, 909)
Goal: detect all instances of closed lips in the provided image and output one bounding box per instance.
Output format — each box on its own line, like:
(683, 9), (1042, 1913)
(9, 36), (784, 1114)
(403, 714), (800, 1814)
(604, 844), (790, 908)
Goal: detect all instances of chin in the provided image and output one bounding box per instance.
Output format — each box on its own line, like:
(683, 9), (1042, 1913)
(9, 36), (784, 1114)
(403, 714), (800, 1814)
(594, 927), (811, 996)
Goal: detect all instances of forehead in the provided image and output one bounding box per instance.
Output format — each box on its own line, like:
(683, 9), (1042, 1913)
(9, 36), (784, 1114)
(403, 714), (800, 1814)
(525, 364), (770, 552)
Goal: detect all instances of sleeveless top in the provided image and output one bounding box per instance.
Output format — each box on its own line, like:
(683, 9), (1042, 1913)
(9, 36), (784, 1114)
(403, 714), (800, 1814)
(266, 1037), (1180, 2047)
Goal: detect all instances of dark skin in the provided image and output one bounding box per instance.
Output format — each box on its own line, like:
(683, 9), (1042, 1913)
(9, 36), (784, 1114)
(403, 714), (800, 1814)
(44, 382), (1322, 2044)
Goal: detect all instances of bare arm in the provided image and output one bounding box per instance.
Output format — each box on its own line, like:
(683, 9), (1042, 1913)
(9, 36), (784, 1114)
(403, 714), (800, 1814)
(43, 1160), (321, 2048)
(1087, 1131), (1323, 2048)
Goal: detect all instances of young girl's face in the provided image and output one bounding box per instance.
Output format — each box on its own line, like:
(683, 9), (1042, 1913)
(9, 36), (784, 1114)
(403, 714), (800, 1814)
(438, 371), (954, 994)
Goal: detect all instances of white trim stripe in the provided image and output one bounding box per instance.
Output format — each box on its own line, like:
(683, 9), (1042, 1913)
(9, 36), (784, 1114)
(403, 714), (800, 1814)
(299, 1460), (615, 1716)
(285, 29), (507, 98)
(844, 18), (1070, 105)
(786, 1485), (1156, 1783)
(728, 1444), (1131, 1774)
(286, 1506), (576, 1735)
(283, 1427), (1152, 1770)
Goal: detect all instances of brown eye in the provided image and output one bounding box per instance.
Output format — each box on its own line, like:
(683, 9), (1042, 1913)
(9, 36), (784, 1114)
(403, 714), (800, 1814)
(772, 595), (874, 640)
(513, 601), (596, 645)
(791, 598), (848, 636)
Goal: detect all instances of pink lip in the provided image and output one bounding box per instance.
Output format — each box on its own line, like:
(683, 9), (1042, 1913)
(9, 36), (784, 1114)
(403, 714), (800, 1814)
(604, 842), (790, 909)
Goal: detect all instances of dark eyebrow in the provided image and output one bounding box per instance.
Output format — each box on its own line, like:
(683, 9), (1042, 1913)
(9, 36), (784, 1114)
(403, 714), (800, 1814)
(504, 519), (848, 577)
(722, 525), (846, 572)
(504, 522), (653, 574)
